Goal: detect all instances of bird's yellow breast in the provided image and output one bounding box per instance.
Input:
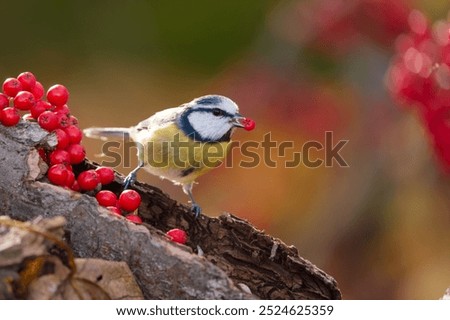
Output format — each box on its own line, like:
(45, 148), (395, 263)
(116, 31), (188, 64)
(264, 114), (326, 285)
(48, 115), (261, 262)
(135, 123), (231, 184)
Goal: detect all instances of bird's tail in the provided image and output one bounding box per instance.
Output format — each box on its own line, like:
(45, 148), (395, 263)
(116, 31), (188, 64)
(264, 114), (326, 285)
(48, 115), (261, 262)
(83, 127), (131, 141)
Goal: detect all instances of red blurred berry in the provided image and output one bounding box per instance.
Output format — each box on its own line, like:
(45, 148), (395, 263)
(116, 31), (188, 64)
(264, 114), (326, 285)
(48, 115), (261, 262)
(2, 78), (23, 97)
(118, 189), (141, 212)
(65, 170), (75, 187)
(77, 170), (99, 191)
(47, 84), (69, 106)
(242, 118), (256, 131)
(125, 214), (142, 224)
(0, 93), (9, 109)
(96, 190), (118, 207)
(56, 112), (70, 128)
(64, 125), (82, 144)
(107, 206), (122, 216)
(166, 228), (187, 244)
(31, 101), (52, 119)
(66, 144), (85, 164)
(47, 164), (69, 186)
(54, 129), (70, 149)
(38, 111), (58, 131)
(49, 149), (70, 165)
(95, 167), (115, 185)
(70, 181), (80, 192)
(17, 72), (36, 91)
(54, 104), (70, 115)
(31, 81), (44, 100)
(13, 91), (35, 110)
(0, 107), (20, 126)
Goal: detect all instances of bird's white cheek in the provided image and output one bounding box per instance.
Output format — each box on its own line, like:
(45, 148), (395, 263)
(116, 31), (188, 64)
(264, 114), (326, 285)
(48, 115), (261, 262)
(188, 113), (231, 140)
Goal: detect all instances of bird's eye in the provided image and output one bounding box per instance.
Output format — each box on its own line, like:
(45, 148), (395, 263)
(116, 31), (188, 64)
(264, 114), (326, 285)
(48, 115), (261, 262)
(212, 108), (224, 117)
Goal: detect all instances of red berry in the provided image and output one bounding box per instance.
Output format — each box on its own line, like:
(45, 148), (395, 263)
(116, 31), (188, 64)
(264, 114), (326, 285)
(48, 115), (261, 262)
(118, 189), (141, 212)
(31, 101), (52, 119)
(54, 104), (70, 115)
(65, 170), (75, 187)
(166, 228), (187, 244)
(47, 164), (69, 186)
(38, 148), (48, 163)
(107, 206), (122, 216)
(68, 115), (78, 126)
(125, 214), (142, 224)
(2, 78), (23, 97)
(56, 112), (70, 128)
(13, 91), (36, 110)
(47, 84), (69, 106)
(17, 72), (36, 91)
(70, 181), (80, 192)
(64, 125), (82, 144)
(54, 129), (70, 149)
(49, 149), (70, 165)
(77, 170), (99, 191)
(96, 190), (117, 207)
(66, 144), (86, 164)
(38, 111), (58, 131)
(242, 118), (256, 131)
(95, 167), (115, 185)
(0, 107), (20, 126)
(31, 81), (44, 100)
(0, 93), (9, 109)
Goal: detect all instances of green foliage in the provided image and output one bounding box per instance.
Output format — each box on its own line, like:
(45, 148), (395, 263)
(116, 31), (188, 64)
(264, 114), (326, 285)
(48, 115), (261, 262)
(3, 0), (273, 73)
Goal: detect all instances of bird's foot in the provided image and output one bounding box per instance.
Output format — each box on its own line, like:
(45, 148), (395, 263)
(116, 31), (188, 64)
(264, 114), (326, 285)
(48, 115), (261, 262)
(191, 203), (202, 218)
(123, 172), (136, 189)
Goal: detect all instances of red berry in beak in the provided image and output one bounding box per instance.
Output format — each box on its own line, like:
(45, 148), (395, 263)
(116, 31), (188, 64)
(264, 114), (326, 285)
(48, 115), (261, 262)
(242, 118), (256, 131)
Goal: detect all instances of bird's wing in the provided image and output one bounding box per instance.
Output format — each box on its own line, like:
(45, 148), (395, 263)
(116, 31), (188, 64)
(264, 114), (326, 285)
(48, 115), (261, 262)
(133, 105), (185, 132)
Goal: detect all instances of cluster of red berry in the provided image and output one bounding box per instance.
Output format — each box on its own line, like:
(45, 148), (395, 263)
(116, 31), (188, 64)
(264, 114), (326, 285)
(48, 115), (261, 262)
(387, 10), (450, 172)
(0, 72), (143, 223)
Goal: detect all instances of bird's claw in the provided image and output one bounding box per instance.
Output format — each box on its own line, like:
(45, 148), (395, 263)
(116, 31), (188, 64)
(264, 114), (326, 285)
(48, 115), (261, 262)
(123, 173), (135, 189)
(191, 204), (202, 218)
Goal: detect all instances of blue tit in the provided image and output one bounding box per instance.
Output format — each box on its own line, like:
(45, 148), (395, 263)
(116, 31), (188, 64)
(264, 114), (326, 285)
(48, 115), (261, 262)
(83, 95), (248, 217)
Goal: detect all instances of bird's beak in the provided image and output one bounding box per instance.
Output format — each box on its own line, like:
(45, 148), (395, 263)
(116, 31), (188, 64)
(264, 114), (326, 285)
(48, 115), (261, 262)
(231, 113), (245, 128)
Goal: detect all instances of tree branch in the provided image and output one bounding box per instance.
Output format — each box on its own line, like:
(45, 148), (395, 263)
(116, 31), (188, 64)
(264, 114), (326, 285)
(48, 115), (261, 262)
(0, 121), (341, 299)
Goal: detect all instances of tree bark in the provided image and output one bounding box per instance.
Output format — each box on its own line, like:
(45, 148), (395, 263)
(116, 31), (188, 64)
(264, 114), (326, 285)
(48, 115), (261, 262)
(0, 121), (341, 300)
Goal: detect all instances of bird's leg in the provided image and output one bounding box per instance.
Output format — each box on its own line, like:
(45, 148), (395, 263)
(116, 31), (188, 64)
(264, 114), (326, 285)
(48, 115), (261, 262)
(182, 182), (201, 218)
(124, 160), (144, 189)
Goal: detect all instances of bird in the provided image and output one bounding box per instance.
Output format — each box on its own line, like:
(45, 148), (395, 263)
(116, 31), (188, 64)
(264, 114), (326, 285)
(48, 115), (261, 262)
(83, 94), (251, 217)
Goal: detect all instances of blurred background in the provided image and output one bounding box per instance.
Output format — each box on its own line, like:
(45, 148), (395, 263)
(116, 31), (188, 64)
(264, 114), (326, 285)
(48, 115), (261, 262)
(2, 0), (450, 299)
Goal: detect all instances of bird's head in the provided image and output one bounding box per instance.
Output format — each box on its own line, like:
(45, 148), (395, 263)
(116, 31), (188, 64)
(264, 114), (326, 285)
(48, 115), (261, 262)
(178, 95), (247, 142)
